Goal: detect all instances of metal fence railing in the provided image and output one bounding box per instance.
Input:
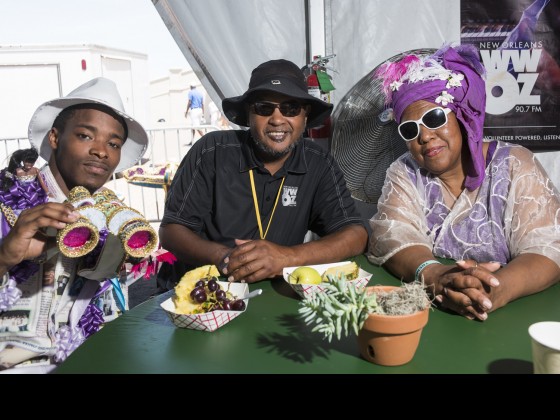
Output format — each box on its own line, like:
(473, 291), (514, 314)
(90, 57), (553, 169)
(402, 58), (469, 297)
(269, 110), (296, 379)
(0, 124), (221, 223)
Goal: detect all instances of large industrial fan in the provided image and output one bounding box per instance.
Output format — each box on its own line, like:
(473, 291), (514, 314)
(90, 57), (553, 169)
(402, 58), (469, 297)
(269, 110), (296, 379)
(330, 49), (435, 205)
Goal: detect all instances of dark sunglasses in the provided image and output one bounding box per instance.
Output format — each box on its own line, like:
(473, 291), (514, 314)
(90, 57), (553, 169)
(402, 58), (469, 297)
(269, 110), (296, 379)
(398, 107), (452, 142)
(251, 101), (304, 117)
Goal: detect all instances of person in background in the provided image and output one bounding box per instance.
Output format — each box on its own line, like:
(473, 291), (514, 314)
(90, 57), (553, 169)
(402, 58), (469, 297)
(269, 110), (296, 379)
(158, 59), (368, 288)
(368, 44), (560, 321)
(0, 77), (149, 372)
(185, 84), (205, 138)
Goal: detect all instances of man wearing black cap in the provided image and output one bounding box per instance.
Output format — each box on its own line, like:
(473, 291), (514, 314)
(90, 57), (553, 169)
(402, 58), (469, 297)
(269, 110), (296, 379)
(159, 59), (367, 286)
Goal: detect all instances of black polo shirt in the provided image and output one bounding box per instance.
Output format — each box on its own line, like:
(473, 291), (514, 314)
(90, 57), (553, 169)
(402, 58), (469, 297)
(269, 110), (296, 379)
(161, 130), (364, 247)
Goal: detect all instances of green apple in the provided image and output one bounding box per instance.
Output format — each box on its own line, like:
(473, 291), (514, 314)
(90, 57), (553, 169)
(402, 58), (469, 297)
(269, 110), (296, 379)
(289, 266), (322, 285)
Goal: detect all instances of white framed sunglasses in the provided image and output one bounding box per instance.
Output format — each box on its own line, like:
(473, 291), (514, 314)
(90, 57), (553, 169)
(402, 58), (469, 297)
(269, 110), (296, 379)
(397, 107), (452, 142)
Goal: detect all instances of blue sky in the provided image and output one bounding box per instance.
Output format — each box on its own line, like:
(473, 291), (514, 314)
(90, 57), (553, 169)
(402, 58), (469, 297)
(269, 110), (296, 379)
(0, 0), (190, 79)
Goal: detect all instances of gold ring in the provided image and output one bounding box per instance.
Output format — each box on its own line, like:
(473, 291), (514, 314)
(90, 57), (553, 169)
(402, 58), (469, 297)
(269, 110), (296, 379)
(474, 261), (478, 268)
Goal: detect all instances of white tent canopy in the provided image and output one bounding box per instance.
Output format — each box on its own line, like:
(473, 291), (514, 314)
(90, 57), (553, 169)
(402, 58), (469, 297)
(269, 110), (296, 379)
(153, 0), (559, 190)
(153, 0), (460, 108)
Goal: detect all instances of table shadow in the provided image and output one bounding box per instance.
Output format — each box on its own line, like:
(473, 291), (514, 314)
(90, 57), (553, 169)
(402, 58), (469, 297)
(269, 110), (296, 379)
(437, 305), (487, 322)
(487, 359), (533, 374)
(270, 276), (300, 300)
(135, 292), (175, 327)
(256, 313), (358, 363)
(144, 307), (174, 326)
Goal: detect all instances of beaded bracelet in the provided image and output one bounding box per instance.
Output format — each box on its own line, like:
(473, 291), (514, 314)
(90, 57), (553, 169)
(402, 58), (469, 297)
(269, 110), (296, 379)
(414, 259), (442, 282)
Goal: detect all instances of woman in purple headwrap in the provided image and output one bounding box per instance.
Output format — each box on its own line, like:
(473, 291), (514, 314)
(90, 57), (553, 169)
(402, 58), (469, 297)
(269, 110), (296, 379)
(368, 44), (560, 321)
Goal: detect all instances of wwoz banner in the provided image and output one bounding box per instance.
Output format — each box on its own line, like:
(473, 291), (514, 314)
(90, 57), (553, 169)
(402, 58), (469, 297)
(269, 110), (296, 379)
(461, 0), (560, 150)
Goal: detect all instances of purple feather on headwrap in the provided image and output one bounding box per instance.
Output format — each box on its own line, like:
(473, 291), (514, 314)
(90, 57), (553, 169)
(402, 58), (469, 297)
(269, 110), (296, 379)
(375, 44), (487, 190)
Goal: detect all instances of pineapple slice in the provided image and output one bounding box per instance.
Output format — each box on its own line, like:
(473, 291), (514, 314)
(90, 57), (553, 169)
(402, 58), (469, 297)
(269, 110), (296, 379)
(321, 262), (359, 282)
(173, 265), (220, 314)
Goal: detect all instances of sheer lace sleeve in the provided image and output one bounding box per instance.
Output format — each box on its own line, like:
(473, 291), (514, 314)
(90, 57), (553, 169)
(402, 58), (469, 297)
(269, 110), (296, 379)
(506, 146), (560, 266)
(367, 144), (560, 268)
(367, 158), (433, 265)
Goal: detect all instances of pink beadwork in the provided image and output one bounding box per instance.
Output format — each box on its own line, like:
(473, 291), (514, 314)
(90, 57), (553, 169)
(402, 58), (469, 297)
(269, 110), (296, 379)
(127, 230), (151, 249)
(62, 227), (91, 247)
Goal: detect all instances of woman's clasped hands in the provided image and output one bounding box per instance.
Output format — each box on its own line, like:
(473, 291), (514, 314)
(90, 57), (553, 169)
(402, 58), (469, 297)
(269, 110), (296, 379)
(430, 260), (502, 321)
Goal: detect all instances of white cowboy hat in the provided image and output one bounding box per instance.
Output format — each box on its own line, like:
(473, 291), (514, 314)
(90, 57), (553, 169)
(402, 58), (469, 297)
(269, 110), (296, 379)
(28, 77), (148, 173)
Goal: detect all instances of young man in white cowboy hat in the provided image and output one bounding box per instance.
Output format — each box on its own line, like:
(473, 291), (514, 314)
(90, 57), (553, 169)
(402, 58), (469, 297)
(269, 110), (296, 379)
(159, 59), (368, 288)
(0, 77), (148, 372)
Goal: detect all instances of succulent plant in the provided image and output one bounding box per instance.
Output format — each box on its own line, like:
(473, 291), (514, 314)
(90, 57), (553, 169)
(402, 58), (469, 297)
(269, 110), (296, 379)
(299, 275), (430, 342)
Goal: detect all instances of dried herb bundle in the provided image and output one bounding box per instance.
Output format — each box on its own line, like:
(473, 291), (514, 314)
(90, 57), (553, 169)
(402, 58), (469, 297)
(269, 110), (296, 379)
(375, 282), (430, 315)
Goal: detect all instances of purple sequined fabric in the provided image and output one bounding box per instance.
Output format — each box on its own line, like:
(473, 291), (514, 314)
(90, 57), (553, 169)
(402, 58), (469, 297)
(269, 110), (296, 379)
(0, 175), (48, 311)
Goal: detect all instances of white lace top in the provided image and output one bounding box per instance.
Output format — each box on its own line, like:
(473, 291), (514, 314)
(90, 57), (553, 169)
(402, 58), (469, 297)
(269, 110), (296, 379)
(368, 141), (560, 267)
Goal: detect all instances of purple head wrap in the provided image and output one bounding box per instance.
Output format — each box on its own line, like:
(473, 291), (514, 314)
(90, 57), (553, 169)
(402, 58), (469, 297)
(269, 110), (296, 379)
(376, 45), (487, 190)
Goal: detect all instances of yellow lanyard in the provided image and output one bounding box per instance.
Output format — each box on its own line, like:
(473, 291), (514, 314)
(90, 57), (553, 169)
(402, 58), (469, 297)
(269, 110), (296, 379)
(249, 169), (285, 240)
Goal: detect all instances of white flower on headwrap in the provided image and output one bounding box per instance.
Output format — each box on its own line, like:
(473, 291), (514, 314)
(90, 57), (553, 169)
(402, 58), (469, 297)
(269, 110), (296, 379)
(390, 80), (403, 91)
(446, 73), (464, 89)
(435, 91), (455, 106)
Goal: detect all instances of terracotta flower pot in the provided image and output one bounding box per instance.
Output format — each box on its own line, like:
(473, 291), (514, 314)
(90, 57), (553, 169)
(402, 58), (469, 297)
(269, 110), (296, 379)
(357, 286), (429, 366)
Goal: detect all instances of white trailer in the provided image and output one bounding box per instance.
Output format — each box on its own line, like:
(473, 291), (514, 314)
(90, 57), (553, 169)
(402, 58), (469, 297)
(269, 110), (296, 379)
(0, 44), (149, 166)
